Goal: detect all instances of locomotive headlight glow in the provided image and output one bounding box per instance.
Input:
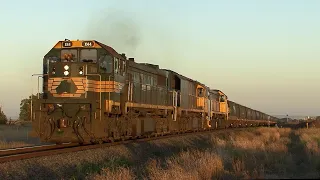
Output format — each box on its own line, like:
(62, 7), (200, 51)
(64, 70), (69, 76)
(79, 67), (83, 75)
(64, 65), (69, 70)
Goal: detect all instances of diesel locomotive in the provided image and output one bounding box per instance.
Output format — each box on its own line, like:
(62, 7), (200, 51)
(29, 39), (277, 144)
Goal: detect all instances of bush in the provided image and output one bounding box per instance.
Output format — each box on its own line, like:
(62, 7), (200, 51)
(0, 106), (7, 124)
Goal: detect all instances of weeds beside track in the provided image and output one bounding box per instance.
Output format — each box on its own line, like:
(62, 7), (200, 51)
(0, 126), (258, 163)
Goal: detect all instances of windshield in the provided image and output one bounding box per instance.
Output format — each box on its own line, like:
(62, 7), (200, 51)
(80, 49), (97, 63)
(61, 49), (77, 62)
(60, 49), (97, 63)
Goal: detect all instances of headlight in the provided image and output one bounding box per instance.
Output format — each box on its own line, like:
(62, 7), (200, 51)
(79, 67), (83, 75)
(64, 70), (69, 76)
(64, 65), (69, 70)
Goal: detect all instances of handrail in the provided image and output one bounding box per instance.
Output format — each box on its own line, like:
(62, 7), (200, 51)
(31, 74), (48, 121)
(85, 68), (102, 122)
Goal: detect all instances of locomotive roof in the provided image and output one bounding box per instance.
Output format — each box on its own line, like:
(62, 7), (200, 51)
(210, 89), (228, 98)
(128, 60), (167, 76)
(95, 40), (125, 60)
(161, 69), (207, 87)
(50, 40), (125, 60)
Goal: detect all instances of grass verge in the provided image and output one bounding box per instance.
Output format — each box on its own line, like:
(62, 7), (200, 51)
(1, 127), (320, 179)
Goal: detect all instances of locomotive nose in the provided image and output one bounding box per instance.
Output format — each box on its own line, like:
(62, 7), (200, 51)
(56, 79), (78, 94)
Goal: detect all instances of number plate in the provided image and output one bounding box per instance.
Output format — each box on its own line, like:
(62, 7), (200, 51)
(62, 41), (73, 47)
(82, 41), (94, 47)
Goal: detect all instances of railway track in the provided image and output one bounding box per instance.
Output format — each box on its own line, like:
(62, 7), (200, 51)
(0, 126), (262, 163)
(0, 143), (77, 156)
(0, 143), (81, 163)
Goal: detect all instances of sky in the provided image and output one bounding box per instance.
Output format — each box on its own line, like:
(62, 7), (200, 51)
(0, 0), (319, 118)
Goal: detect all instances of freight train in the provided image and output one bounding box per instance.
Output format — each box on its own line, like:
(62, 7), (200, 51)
(29, 39), (277, 144)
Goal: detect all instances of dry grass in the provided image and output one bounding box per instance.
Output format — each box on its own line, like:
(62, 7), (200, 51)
(0, 140), (31, 149)
(1, 127), (320, 179)
(228, 127), (291, 153)
(297, 128), (320, 156)
(87, 167), (136, 180)
(146, 150), (224, 180)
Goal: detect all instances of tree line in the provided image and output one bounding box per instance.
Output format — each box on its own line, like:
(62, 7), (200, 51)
(0, 105), (8, 124)
(0, 95), (36, 124)
(18, 95), (37, 122)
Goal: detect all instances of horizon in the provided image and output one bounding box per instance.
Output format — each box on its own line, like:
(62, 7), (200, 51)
(1, 0), (320, 117)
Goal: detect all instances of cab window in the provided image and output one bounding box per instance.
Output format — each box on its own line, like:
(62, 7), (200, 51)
(119, 60), (123, 75)
(133, 72), (140, 82)
(99, 55), (113, 73)
(114, 57), (119, 74)
(122, 61), (126, 76)
(220, 96), (225, 102)
(61, 49), (77, 62)
(197, 88), (204, 97)
(80, 49), (97, 63)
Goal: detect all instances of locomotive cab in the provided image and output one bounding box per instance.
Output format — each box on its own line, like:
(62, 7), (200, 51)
(30, 40), (126, 144)
(219, 93), (227, 114)
(209, 89), (228, 120)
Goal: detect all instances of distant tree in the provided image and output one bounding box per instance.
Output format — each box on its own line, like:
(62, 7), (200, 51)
(316, 116), (320, 121)
(0, 106), (8, 124)
(19, 94), (37, 121)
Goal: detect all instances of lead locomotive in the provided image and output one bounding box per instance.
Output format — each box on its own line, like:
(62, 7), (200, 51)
(30, 39), (277, 144)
